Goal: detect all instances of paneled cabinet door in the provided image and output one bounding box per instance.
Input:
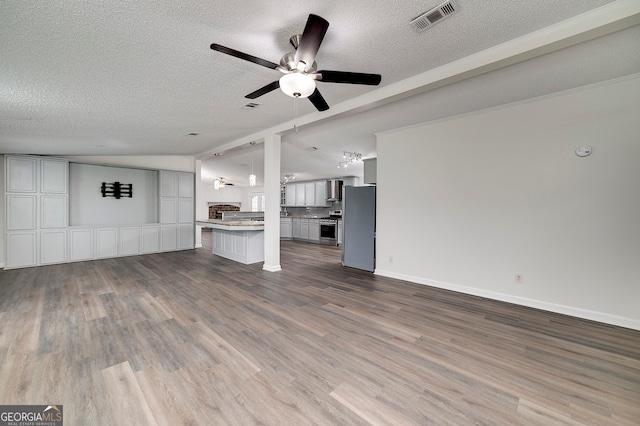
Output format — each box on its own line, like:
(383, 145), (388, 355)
(285, 185), (296, 206)
(178, 199), (194, 224)
(41, 159), (68, 193)
(160, 198), (177, 223)
(41, 230), (67, 265)
(178, 224), (194, 249)
(305, 183), (315, 206)
(308, 220), (320, 241)
(295, 184), (306, 206)
(159, 170), (177, 198)
(41, 195), (68, 228)
(6, 231), (37, 268)
(95, 228), (118, 259)
(119, 227), (141, 256)
(141, 225), (160, 254)
(6, 195), (37, 230)
(178, 172), (194, 198)
(69, 228), (93, 261)
(6, 156), (37, 193)
(161, 225), (178, 251)
(315, 181), (328, 207)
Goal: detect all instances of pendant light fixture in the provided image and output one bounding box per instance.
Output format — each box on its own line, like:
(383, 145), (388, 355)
(249, 142), (257, 187)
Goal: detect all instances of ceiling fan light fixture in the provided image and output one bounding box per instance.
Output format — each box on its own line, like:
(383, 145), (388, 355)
(279, 73), (316, 98)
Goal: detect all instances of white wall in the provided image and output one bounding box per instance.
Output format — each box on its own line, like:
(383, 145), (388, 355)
(376, 75), (640, 330)
(69, 163), (158, 226)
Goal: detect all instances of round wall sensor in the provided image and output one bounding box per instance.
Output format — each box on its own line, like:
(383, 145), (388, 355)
(575, 145), (592, 157)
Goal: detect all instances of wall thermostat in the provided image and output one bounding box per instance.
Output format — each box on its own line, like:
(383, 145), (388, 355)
(575, 145), (593, 157)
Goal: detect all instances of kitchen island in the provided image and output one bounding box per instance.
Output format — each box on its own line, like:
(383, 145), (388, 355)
(196, 219), (264, 264)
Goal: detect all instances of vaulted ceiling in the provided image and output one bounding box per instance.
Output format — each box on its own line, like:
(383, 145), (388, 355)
(2, 1), (639, 185)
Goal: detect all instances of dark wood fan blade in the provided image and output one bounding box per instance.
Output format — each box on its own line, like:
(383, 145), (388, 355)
(245, 81), (280, 99)
(210, 43), (279, 70)
(316, 70), (382, 85)
(294, 14), (329, 71)
(308, 88), (329, 111)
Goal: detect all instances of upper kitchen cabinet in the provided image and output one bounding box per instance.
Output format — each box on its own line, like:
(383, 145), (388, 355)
(315, 181), (329, 207)
(283, 180), (330, 207)
(363, 158), (377, 185)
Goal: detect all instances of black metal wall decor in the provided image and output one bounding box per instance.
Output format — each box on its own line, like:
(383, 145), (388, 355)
(101, 182), (133, 199)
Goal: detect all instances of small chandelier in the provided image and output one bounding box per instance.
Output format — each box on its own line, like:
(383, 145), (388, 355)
(338, 151), (363, 168)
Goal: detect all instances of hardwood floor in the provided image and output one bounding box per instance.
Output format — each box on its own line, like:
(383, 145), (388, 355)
(1, 232), (639, 425)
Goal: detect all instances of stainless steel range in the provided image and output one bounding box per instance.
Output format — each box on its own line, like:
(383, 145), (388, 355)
(319, 210), (342, 246)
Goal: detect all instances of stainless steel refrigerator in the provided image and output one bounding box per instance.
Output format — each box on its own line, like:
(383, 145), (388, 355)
(342, 185), (376, 272)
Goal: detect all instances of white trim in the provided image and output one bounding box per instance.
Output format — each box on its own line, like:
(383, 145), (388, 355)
(375, 269), (640, 332)
(262, 264), (282, 272)
(0, 263), (5, 269)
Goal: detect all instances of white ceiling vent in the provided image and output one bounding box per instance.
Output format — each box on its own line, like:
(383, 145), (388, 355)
(410, 0), (460, 32)
(240, 102), (261, 109)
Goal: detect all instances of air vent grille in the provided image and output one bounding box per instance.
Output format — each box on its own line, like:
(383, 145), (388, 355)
(240, 102), (261, 109)
(410, 0), (460, 32)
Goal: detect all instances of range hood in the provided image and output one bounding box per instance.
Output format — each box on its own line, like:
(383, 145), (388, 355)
(326, 179), (343, 201)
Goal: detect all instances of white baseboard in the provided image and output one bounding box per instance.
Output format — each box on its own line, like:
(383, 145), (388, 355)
(195, 243), (203, 248)
(263, 264), (282, 272)
(375, 269), (640, 331)
(0, 262), (4, 269)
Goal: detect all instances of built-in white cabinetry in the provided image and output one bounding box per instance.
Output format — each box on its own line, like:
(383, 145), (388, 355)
(141, 225), (160, 254)
(41, 230), (67, 264)
(6, 231), (37, 268)
(119, 226), (141, 257)
(280, 218), (292, 239)
(96, 228), (118, 259)
(292, 218), (302, 239)
(4, 156), (195, 269)
(159, 170), (194, 251)
(69, 228), (93, 262)
(4, 155), (69, 269)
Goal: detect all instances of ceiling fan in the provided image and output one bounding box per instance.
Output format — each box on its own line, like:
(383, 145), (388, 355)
(210, 14), (381, 112)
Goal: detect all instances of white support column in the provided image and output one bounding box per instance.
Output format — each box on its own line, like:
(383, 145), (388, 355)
(263, 133), (282, 272)
(194, 159), (203, 248)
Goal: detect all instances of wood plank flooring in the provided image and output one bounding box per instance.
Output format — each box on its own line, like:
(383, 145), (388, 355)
(1, 232), (639, 425)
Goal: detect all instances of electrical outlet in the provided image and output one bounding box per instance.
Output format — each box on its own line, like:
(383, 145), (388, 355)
(514, 274), (523, 284)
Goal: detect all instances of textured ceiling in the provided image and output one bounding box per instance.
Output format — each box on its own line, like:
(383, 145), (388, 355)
(1, 0), (639, 185)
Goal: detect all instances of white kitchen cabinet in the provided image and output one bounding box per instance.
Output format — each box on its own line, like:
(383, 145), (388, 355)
(315, 181), (329, 207)
(280, 218), (292, 239)
(295, 184), (306, 206)
(6, 231), (38, 268)
(160, 198), (177, 223)
(285, 184), (296, 206)
(304, 183), (315, 207)
(69, 228), (93, 261)
(308, 219), (320, 242)
(363, 158), (377, 185)
(6, 156), (37, 193)
(119, 226), (141, 256)
(41, 230), (67, 264)
(300, 218), (309, 240)
(96, 228), (118, 258)
(292, 218), (302, 239)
